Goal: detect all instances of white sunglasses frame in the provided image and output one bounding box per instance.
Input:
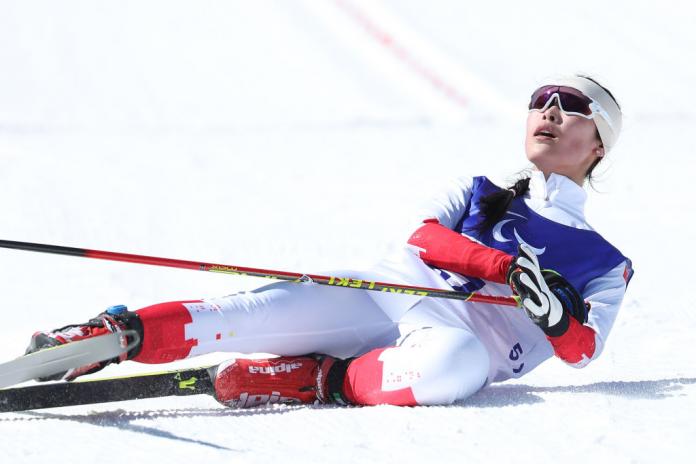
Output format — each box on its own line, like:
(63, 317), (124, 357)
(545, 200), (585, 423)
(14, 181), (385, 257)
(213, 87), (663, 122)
(528, 92), (616, 134)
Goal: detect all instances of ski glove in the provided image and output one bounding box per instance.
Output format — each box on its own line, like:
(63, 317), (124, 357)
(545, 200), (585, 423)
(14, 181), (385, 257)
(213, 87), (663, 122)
(508, 244), (587, 337)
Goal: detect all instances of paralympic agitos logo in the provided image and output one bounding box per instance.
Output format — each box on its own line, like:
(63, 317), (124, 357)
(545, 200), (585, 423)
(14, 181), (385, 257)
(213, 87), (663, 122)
(492, 212), (546, 255)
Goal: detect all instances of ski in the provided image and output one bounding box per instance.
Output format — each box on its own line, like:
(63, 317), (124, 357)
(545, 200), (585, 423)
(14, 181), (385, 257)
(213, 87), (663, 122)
(0, 365), (216, 412)
(0, 330), (140, 389)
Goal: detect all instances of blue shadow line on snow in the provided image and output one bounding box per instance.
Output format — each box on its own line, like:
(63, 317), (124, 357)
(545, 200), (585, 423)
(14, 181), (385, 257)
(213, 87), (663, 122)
(462, 377), (696, 408)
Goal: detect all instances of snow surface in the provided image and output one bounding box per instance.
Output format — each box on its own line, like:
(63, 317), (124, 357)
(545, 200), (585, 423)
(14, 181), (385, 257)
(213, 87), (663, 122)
(1, 0), (695, 462)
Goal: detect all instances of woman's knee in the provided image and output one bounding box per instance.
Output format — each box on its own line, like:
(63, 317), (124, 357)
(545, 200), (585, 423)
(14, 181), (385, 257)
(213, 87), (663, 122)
(401, 327), (489, 405)
(345, 327), (489, 406)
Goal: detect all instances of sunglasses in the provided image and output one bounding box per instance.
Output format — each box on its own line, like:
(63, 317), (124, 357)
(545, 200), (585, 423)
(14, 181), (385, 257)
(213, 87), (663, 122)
(528, 85), (597, 118)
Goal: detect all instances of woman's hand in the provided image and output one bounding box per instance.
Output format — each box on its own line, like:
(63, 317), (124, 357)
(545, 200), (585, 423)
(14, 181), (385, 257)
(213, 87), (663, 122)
(508, 244), (587, 336)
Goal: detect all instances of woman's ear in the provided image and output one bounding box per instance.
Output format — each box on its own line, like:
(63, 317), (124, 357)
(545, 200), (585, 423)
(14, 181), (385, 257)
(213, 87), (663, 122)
(596, 144), (605, 159)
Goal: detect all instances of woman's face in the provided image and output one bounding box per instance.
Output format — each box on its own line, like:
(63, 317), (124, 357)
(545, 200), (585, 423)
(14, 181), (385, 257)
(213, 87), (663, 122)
(525, 99), (604, 185)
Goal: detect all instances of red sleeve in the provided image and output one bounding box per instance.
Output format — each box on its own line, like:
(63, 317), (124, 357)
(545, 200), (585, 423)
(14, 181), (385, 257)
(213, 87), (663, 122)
(407, 220), (513, 283)
(547, 317), (597, 364)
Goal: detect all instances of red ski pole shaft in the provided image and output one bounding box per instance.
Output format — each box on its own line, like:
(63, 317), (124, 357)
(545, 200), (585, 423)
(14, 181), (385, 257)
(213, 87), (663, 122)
(0, 239), (521, 307)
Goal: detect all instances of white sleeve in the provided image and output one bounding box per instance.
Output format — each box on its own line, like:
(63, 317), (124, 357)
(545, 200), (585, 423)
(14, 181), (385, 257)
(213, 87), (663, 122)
(414, 176), (474, 230)
(577, 260), (630, 365)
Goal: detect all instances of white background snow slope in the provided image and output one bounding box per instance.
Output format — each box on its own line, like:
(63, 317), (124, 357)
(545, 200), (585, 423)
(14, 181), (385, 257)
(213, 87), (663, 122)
(1, 1), (695, 462)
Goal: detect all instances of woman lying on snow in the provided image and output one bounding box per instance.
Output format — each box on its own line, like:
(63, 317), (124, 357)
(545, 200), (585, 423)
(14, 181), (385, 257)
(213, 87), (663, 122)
(28, 75), (632, 407)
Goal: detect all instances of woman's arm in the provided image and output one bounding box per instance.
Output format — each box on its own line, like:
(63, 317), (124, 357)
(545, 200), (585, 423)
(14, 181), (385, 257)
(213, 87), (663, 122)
(407, 176), (517, 282)
(548, 261), (629, 367)
(411, 177), (632, 369)
(510, 245), (631, 367)
(407, 220), (513, 283)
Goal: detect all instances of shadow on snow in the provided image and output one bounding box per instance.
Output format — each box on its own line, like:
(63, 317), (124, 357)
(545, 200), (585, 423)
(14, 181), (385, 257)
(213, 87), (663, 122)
(1, 377), (693, 437)
(462, 376), (696, 408)
(2, 406), (304, 451)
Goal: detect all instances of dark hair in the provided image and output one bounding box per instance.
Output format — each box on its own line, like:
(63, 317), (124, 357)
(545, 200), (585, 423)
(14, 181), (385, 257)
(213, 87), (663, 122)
(476, 176), (531, 233)
(476, 75), (620, 233)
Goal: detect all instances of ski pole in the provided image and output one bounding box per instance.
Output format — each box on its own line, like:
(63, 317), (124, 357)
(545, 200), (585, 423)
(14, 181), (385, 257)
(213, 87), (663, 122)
(0, 239), (521, 307)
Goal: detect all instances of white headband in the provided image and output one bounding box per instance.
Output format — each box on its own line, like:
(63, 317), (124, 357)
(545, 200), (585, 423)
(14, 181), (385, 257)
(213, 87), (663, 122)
(541, 76), (622, 152)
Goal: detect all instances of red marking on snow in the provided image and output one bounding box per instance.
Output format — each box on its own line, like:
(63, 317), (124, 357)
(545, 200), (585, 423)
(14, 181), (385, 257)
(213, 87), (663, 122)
(215, 333), (222, 340)
(133, 300), (200, 364)
(334, 0), (468, 108)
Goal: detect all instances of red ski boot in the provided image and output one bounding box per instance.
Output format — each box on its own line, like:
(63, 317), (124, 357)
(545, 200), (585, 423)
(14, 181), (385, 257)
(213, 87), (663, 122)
(213, 356), (352, 408)
(25, 305), (143, 381)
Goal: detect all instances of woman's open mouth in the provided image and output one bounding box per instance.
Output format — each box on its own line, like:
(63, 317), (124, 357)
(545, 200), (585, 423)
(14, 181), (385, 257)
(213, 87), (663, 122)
(533, 128), (557, 140)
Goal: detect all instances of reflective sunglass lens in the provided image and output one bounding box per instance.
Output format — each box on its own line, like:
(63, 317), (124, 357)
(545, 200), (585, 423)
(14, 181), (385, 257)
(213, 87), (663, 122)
(528, 86), (593, 116)
(557, 89), (593, 116)
(528, 86), (557, 110)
